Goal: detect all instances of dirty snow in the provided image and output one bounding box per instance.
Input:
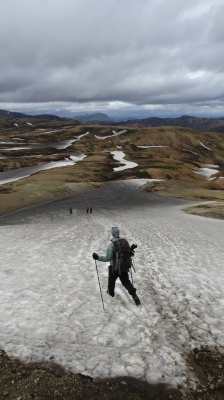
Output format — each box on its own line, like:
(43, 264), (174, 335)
(0, 153), (86, 184)
(0, 179), (224, 390)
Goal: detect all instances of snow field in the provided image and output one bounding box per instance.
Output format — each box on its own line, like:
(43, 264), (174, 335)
(0, 180), (224, 390)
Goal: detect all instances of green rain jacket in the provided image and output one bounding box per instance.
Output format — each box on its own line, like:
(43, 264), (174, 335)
(98, 237), (121, 268)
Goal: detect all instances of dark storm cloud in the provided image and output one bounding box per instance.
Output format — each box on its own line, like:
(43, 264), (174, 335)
(0, 0), (224, 116)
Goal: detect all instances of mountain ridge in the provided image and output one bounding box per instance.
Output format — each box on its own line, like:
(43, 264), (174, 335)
(123, 115), (224, 132)
(73, 112), (113, 123)
(0, 108), (224, 132)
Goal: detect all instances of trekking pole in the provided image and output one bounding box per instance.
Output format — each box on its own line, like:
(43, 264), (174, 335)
(130, 267), (134, 285)
(132, 258), (136, 272)
(94, 260), (105, 312)
(130, 244), (137, 273)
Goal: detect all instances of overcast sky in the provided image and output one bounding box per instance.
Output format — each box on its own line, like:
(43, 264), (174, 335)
(1, 0), (224, 118)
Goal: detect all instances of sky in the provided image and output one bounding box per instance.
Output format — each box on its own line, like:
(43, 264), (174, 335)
(0, 179), (224, 391)
(1, 0), (224, 119)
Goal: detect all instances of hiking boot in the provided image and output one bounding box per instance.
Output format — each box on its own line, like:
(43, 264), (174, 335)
(107, 289), (114, 297)
(133, 295), (141, 306)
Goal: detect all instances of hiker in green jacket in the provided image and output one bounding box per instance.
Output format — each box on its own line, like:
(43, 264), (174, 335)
(92, 227), (140, 306)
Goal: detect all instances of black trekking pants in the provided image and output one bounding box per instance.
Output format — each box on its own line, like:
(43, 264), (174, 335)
(108, 265), (136, 298)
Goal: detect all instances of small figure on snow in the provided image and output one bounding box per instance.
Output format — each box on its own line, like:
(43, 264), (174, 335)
(69, 207), (73, 214)
(92, 227), (140, 306)
(86, 207), (89, 214)
(89, 206), (92, 214)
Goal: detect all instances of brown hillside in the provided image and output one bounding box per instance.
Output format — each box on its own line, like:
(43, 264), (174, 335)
(0, 120), (224, 216)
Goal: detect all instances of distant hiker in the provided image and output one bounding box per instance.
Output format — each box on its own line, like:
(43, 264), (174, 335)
(92, 227), (140, 306)
(69, 207), (73, 214)
(90, 206), (92, 214)
(86, 207), (89, 214)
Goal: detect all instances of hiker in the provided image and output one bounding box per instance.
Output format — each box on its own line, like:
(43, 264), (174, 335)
(92, 227), (140, 305)
(69, 207), (73, 214)
(90, 206), (92, 214)
(86, 207), (89, 214)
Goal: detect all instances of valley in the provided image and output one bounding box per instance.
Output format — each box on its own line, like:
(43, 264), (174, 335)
(0, 117), (224, 217)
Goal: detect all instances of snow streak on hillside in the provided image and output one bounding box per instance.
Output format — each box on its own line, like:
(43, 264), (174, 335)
(0, 180), (224, 389)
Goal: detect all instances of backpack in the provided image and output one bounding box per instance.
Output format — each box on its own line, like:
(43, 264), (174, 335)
(113, 238), (132, 273)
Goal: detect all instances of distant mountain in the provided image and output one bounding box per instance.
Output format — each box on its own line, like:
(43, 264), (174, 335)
(73, 112), (113, 123)
(123, 115), (224, 132)
(0, 109), (67, 121)
(34, 114), (64, 121)
(0, 109), (29, 118)
(209, 124), (224, 133)
(0, 109), (113, 124)
(1, 108), (224, 132)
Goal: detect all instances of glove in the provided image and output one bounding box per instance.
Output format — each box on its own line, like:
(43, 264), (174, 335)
(130, 250), (135, 257)
(92, 252), (99, 260)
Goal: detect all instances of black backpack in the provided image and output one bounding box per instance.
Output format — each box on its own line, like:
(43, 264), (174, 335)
(113, 238), (132, 273)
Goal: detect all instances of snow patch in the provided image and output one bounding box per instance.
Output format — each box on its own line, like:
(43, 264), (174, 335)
(0, 153), (86, 184)
(195, 164), (219, 180)
(137, 145), (168, 149)
(111, 151), (138, 171)
(198, 141), (211, 151)
(95, 130), (127, 140)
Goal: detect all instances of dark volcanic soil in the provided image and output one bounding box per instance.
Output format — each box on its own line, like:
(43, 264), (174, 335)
(1, 347), (224, 399)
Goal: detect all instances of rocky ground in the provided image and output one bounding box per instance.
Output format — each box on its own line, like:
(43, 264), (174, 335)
(1, 346), (224, 399)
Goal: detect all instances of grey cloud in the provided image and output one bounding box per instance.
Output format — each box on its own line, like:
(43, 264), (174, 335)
(0, 0), (224, 116)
